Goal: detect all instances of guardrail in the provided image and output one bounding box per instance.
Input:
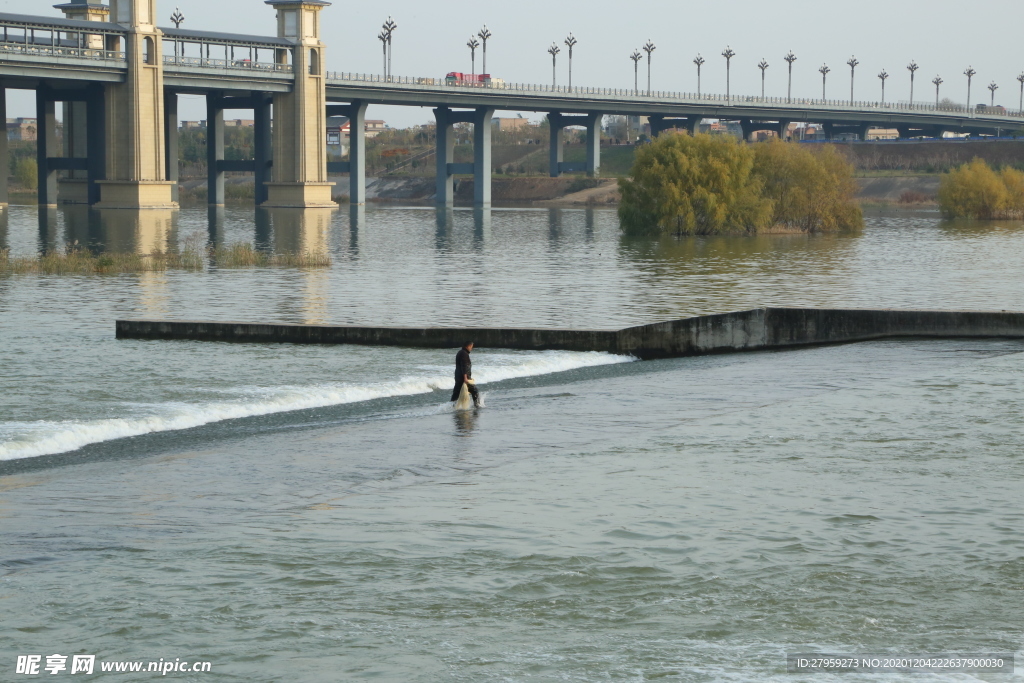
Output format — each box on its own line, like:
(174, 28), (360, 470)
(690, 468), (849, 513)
(163, 55), (292, 74)
(326, 71), (1024, 122)
(0, 41), (124, 62)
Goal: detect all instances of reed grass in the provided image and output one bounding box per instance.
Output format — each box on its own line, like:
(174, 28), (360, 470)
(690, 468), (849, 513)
(0, 241), (330, 276)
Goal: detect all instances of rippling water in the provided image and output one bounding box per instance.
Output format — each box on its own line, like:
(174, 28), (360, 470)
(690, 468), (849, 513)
(1, 206), (1022, 681)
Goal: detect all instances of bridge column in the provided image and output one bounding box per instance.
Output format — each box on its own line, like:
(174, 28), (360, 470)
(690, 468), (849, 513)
(649, 115), (667, 137)
(776, 120), (791, 140)
(822, 123), (834, 140)
(36, 88), (58, 207)
(95, 0), (176, 208)
(264, 0), (335, 208)
(859, 124), (872, 141)
(434, 107), (456, 205)
(86, 84), (107, 206)
(254, 92), (273, 206)
(0, 85), (7, 208)
(164, 90), (179, 203)
(586, 113), (601, 177)
(473, 107), (495, 206)
(206, 93), (225, 206)
(548, 112), (564, 177)
(326, 100), (367, 204)
(739, 119), (754, 141)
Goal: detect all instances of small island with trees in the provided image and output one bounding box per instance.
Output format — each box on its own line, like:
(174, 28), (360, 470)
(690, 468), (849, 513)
(618, 133), (863, 236)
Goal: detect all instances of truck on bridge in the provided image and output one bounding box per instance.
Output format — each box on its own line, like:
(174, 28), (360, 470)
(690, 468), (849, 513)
(445, 72), (505, 88)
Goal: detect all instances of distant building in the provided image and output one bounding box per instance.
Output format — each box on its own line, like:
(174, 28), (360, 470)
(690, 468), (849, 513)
(180, 121), (205, 130)
(865, 128), (899, 140)
(325, 117), (387, 142)
(224, 119), (255, 128)
(7, 118), (37, 141)
(494, 117), (530, 131)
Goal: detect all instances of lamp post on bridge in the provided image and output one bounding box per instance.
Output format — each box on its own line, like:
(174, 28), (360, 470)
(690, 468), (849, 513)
(819, 64), (830, 101)
(933, 75), (943, 107)
(878, 69), (889, 104)
(694, 54), (705, 97)
(467, 37), (479, 79)
(1018, 73), (1024, 113)
(170, 8), (184, 60)
(565, 33), (577, 90)
(964, 66), (976, 109)
(478, 26), (491, 76)
(847, 56), (859, 104)
(758, 59), (769, 99)
(643, 40), (656, 96)
(378, 31), (387, 78)
(988, 81), (998, 107)
(382, 17), (397, 81)
(548, 43), (560, 88)
(630, 50), (642, 95)
(906, 61), (919, 105)
(784, 51), (796, 103)
(722, 46), (735, 100)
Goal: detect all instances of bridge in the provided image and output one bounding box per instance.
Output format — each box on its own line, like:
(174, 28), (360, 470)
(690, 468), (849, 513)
(1, 0), (1021, 209)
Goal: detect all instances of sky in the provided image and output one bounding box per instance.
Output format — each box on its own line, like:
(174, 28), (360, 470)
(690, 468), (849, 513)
(6, 0), (1023, 126)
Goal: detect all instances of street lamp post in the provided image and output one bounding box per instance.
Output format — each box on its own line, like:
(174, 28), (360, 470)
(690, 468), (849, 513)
(548, 43), (560, 88)
(722, 46), (736, 100)
(907, 61), (919, 105)
(467, 37), (479, 79)
(384, 17), (397, 81)
(643, 40), (656, 96)
(378, 30), (387, 78)
(988, 81), (999, 106)
(564, 34), (577, 90)
(758, 59), (769, 99)
(478, 25), (491, 76)
(693, 54), (705, 97)
(784, 51), (796, 103)
(819, 64), (830, 101)
(933, 75), (943, 106)
(847, 56), (859, 104)
(1018, 73), (1024, 113)
(170, 8), (184, 60)
(964, 66), (976, 109)
(878, 69), (889, 104)
(630, 50), (642, 95)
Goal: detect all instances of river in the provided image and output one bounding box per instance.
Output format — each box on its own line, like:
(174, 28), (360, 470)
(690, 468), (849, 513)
(1, 204), (1021, 681)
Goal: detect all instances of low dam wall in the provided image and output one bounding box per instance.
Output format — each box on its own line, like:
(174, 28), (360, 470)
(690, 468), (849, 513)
(116, 308), (1024, 359)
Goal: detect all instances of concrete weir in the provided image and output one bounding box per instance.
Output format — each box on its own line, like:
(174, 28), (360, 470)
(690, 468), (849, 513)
(116, 308), (1024, 360)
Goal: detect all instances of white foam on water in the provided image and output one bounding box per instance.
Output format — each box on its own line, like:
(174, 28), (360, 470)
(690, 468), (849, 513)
(0, 351), (633, 462)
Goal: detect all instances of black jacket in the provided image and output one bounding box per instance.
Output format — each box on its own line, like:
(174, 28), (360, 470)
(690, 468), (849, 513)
(455, 348), (472, 381)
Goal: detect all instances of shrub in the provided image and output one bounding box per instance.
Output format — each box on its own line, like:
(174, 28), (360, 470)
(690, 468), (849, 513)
(15, 158), (37, 190)
(618, 134), (861, 236)
(937, 158), (1024, 219)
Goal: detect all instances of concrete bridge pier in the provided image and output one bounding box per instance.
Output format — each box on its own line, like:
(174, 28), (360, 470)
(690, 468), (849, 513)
(36, 87), (59, 207)
(206, 92), (225, 206)
(326, 100), (368, 204)
(649, 115), (700, 137)
(433, 106), (494, 206)
(164, 91), (179, 203)
(0, 86), (7, 208)
(548, 112), (601, 177)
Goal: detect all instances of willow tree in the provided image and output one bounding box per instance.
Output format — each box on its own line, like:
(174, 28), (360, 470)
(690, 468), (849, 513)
(618, 134), (772, 236)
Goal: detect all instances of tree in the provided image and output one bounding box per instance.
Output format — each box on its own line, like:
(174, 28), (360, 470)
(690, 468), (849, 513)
(15, 157), (37, 190)
(618, 134), (772, 235)
(938, 158), (1024, 219)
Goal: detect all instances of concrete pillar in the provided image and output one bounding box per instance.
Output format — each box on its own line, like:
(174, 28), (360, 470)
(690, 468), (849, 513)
(86, 84), (107, 206)
(434, 107), (455, 205)
(823, 122), (834, 140)
(347, 100), (367, 205)
(254, 92), (273, 206)
(207, 93), (224, 205)
(473, 107), (494, 206)
(859, 124), (872, 141)
(685, 117), (701, 135)
(648, 115), (666, 137)
(36, 88), (57, 207)
(739, 119), (753, 141)
(264, 0), (335, 208)
(164, 90), (179, 203)
(548, 112), (564, 177)
(586, 113), (601, 177)
(776, 120), (791, 140)
(0, 85), (7, 208)
(97, 0), (176, 208)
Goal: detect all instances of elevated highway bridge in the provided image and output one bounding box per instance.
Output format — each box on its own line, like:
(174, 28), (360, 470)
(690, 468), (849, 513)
(2, 0), (1021, 208)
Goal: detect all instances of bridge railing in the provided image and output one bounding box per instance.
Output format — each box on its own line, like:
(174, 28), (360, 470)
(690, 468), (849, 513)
(163, 54), (292, 74)
(0, 16), (126, 64)
(326, 71), (1024, 122)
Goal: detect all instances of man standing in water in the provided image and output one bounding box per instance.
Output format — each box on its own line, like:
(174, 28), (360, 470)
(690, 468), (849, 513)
(451, 342), (480, 408)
